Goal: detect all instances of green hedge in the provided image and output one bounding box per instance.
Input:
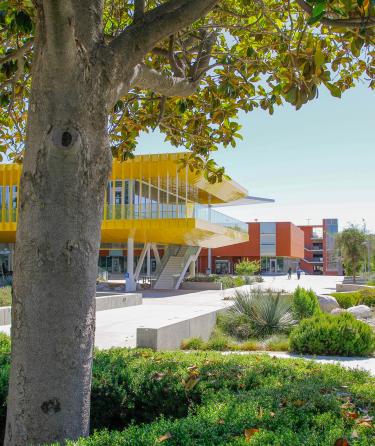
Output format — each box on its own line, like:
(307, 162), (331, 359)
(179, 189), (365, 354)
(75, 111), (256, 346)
(290, 313), (375, 356)
(331, 292), (362, 309)
(0, 337), (375, 445)
(76, 351), (375, 446)
(331, 288), (375, 309)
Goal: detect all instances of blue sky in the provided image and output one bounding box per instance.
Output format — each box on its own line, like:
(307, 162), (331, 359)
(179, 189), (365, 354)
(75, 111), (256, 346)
(136, 83), (375, 231)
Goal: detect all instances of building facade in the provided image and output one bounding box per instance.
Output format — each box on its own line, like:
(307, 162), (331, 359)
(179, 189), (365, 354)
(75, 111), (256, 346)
(198, 219), (341, 276)
(198, 221), (304, 274)
(0, 153), (270, 289)
(299, 218), (341, 275)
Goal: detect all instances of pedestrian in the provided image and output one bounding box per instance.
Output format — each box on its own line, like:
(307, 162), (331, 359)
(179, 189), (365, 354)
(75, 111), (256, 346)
(296, 266), (302, 280)
(287, 267), (292, 280)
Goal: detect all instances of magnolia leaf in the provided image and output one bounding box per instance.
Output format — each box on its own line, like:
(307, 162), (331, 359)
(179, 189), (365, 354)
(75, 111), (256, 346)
(157, 432), (172, 443)
(244, 428), (260, 442)
(334, 439), (349, 446)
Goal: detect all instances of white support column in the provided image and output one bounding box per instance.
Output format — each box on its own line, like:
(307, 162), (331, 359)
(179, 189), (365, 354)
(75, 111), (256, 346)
(134, 242), (150, 281)
(189, 259), (196, 278)
(151, 243), (161, 266)
(126, 237), (136, 292)
(207, 194), (212, 274)
(147, 245), (151, 277)
(207, 248), (212, 274)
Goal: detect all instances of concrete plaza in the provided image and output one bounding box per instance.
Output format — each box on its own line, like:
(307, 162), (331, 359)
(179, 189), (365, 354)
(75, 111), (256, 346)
(1, 274), (374, 375)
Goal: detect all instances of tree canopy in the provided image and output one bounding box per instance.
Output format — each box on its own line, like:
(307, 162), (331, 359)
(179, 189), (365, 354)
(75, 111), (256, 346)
(335, 224), (368, 281)
(0, 0), (374, 181)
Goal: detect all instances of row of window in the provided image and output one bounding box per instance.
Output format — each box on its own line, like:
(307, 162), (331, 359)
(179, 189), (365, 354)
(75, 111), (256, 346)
(0, 186), (18, 222)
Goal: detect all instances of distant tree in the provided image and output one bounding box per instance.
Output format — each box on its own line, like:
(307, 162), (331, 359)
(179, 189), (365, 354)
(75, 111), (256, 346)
(335, 225), (367, 283)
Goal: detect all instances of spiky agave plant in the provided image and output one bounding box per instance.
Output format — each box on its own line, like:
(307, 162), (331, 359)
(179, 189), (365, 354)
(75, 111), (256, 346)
(230, 288), (295, 337)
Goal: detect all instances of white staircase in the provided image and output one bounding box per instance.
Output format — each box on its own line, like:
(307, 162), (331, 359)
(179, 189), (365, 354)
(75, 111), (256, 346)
(154, 246), (199, 290)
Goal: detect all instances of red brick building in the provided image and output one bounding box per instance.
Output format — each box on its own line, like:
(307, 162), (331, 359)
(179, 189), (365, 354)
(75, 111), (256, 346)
(197, 218), (341, 275)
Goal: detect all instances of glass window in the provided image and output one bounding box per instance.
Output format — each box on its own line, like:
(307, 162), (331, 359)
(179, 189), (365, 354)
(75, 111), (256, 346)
(260, 244), (276, 256)
(260, 234), (276, 245)
(260, 222), (276, 234)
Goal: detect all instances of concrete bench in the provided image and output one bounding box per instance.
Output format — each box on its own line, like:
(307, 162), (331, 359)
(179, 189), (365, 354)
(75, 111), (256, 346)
(136, 308), (223, 351)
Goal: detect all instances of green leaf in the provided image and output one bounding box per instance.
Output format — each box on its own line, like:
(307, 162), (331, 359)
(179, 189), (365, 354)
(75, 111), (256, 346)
(314, 47), (325, 67)
(325, 82), (342, 98)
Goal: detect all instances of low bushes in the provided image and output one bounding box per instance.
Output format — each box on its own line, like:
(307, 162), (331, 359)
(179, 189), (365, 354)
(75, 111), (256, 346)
(73, 350), (375, 446)
(184, 274), (246, 289)
(217, 312), (254, 340)
(290, 312), (375, 356)
(360, 288), (375, 307)
(217, 275), (246, 289)
(331, 291), (361, 309)
(1, 337), (375, 445)
(180, 332), (290, 352)
(331, 288), (375, 308)
(229, 288), (295, 337)
(292, 286), (320, 320)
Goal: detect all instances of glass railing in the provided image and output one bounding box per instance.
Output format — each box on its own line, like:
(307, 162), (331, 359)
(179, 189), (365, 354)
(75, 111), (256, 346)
(0, 208), (17, 223)
(103, 204), (248, 233)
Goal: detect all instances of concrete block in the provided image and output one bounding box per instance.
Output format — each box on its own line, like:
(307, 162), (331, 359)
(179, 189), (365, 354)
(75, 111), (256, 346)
(336, 284), (375, 292)
(4, 307), (11, 325)
(95, 293), (142, 312)
(0, 306), (11, 326)
(136, 309), (220, 351)
(181, 282), (222, 290)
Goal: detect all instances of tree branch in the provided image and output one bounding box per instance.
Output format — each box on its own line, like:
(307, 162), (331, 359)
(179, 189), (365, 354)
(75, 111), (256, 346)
(0, 40), (34, 65)
(296, 0), (375, 28)
(190, 30), (216, 80)
(130, 63), (198, 97)
(103, 0), (218, 105)
(134, 0), (145, 22)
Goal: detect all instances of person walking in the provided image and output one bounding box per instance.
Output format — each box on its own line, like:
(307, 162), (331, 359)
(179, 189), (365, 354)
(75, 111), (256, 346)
(296, 266), (302, 280)
(287, 267), (292, 280)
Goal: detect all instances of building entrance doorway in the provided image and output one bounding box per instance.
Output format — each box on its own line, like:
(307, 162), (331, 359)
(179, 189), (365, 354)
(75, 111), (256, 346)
(215, 259), (231, 275)
(112, 257), (121, 273)
(269, 258), (277, 273)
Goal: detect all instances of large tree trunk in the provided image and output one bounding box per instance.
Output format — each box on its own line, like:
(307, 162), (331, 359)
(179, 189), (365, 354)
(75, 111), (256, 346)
(4, 10), (112, 445)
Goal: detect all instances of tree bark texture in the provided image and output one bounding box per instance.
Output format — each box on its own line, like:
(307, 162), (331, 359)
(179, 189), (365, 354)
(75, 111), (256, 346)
(4, 0), (219, 444)
(4, 3), (112, 444)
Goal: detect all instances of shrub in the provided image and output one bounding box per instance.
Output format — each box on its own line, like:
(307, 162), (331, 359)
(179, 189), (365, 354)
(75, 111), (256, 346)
(234, 259), (260, 276)
(264, 334), (290, 352)
(205, 332), (233, 351)
(292, 286), (320, 320)
(68, 350), (375, 446)
(184, 274), (216, 283)
(331, 288), (375, 308)
(180, 337), (205, 350)
(230, 288), (295, 337)
(359, 288), (375, 307)
(1, 336), (375, 445)
(217, 312), (254, 340)
(290, 312), (375, 356)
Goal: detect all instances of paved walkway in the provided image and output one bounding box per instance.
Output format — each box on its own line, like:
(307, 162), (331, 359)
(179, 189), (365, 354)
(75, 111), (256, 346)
(223, 351), (375, 376)
(1, 275), (374, 375)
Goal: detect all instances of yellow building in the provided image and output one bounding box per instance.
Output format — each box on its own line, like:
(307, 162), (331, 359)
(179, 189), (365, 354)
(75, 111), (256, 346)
(0, 152), (272, 289)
